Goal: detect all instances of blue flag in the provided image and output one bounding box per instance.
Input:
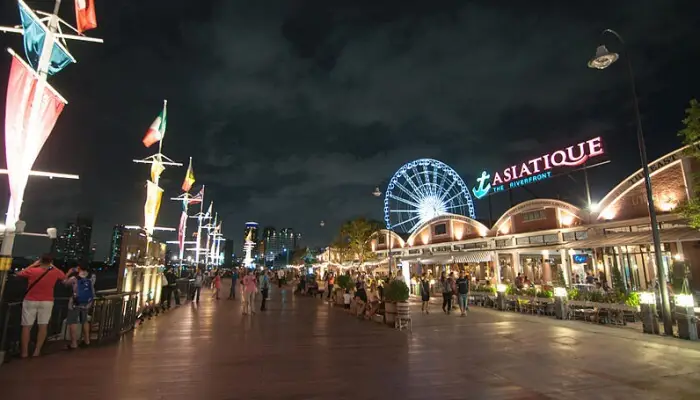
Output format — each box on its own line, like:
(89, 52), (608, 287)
(18, 0), (74, 75)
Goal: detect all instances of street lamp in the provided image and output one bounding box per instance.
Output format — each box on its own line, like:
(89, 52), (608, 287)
(372, 186), (382, 197)
(588, 29), (673, 335)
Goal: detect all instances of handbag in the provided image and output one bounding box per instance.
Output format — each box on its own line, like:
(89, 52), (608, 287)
(24, 267), (53, 296)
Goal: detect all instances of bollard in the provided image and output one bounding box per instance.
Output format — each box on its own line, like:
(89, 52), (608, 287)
(496, 291), (506, 311)
(553, 287), (567, 319)
(496, 284), (507, 311)
(640, 303), (660, 334)
(675, 294), (698, 341)
(554, 297), (567, 319)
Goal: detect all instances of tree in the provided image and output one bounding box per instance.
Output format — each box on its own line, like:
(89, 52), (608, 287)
(339, 217), (381, 264)
(330, 235), (350, 263)
(678, 99), (700, 228)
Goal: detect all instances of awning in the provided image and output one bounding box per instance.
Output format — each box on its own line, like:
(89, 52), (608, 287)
(362, 258), (389, 267)
(561, 228), (700, 249)
(454, 251), (492, 263)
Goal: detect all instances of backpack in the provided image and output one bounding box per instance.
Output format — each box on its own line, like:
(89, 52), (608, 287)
(75, 274), (94, 306)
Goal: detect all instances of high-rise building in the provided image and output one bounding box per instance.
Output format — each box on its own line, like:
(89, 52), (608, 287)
(279, 228), (295, 253)
(262, 226), (279, 261)
(294, 232), (302, 249)
(243, 222), (259, 254)
(108, 225), (125, 265)
(223, 238), (234, 267)
(52, 214), (93, 265)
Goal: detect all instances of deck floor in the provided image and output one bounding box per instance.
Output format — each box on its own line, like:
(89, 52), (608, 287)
(2, 282), (700, 399)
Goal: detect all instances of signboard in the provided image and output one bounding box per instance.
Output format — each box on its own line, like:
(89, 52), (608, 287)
(471, 137), (605, 199)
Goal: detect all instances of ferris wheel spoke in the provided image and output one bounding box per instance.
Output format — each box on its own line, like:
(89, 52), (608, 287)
(432, 165), (440, 195)
(402, 170), (427, 199)
(439, 177), (457, 202)
(418, 165), (431, 196)
(442, 191), (464, 205)
(444, 204), (465, 211)
(388, 193), (420, 209)
(390, 209), (419, 213)
(393, 181), (422, 204)
(433, 167), (447, 196)
(391, 214), (421, 230)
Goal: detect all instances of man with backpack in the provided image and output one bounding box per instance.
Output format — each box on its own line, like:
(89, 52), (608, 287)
(17, 254), (66, 358)
(64, 264), (96, 349)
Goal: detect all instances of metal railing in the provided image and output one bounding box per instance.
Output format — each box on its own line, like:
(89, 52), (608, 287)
(0, 292), (140, 360)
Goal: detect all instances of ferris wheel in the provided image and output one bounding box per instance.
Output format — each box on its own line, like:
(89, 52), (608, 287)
(383, 159), (475, 233)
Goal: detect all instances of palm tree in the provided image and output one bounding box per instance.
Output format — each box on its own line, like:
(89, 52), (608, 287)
(339, 218), (381, 264)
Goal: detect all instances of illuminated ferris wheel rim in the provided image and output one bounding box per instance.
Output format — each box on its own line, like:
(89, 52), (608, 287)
(383, 158), (475, 233)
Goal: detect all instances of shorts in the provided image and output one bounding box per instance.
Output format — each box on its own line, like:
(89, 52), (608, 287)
(67, 307), (89, 325)
(21, 300), (54, 326)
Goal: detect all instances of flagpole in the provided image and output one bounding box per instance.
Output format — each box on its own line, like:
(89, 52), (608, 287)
(194, 186), (205, 265)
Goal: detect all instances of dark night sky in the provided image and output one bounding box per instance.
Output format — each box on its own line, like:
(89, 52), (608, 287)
(0, 0), (698, 258)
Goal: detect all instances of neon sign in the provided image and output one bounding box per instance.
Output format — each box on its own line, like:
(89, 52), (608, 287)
(472, 137), (605, 199)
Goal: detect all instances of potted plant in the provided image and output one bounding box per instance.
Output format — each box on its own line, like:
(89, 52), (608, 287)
(384, 280), (409, 325)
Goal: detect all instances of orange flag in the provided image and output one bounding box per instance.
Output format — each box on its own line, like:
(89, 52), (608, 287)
(75, 0), (97, 33)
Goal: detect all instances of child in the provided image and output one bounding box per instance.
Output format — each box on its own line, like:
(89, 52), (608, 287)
(343, 289), (352, 309)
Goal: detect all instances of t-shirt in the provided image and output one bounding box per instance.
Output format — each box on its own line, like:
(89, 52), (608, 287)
(343, 293), (352, 304)
(455, 278), (469, 294)
(18, 266), (66, 302)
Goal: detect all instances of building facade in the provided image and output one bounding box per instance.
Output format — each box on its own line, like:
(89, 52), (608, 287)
(108, 224), (125, 265)
(243, 222), (259, 254)
(369, 145), (700, 293)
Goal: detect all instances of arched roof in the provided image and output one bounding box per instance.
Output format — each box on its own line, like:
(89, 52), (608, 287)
(406, 213), (489, 245)
(370, 229), (406, 248)
(492, 198), (583, 233)
(595, 146), (690, 220)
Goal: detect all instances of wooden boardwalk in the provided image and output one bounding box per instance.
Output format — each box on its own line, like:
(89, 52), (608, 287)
(2, 282), (700, 399)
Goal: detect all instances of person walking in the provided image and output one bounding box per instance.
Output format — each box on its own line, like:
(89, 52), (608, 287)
(259, 270), (271, 311)
(160, 268), (171, 309)
(17, 254), (66, 358)
(455, 271), (470, 316)
(64, 264), (96, 349)
(242, 270), (257, 315)
(211, 271), (221, 300)
(277, 268), (285, 288)
(327, 272), (335, 302)
(229, 268), (239, 300)
(192, 268), (204, 303)
(420, 274), (431, 314)
(440, 272), (453, 315)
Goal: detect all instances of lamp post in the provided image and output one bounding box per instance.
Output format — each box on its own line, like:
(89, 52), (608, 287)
(588, 29), (673, 335)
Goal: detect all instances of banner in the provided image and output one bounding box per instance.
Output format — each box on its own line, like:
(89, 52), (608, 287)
(4, 51), (67, 226)
(150, 159), (164, 183)
(144, 180), (163, 235)
(75, 0), (98, 33)
(18, 0), (75, 75)
(178, 209), (187, 253)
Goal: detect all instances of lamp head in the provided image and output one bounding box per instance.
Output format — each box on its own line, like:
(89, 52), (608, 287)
(588, 45), (619, 70)
(372, 187), (382, 197)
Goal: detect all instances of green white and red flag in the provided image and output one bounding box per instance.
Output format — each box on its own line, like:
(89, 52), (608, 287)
(142, 101), (167, 147)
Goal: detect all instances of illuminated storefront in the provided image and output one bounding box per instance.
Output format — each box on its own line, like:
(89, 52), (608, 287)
(369, 144), (700, 292)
